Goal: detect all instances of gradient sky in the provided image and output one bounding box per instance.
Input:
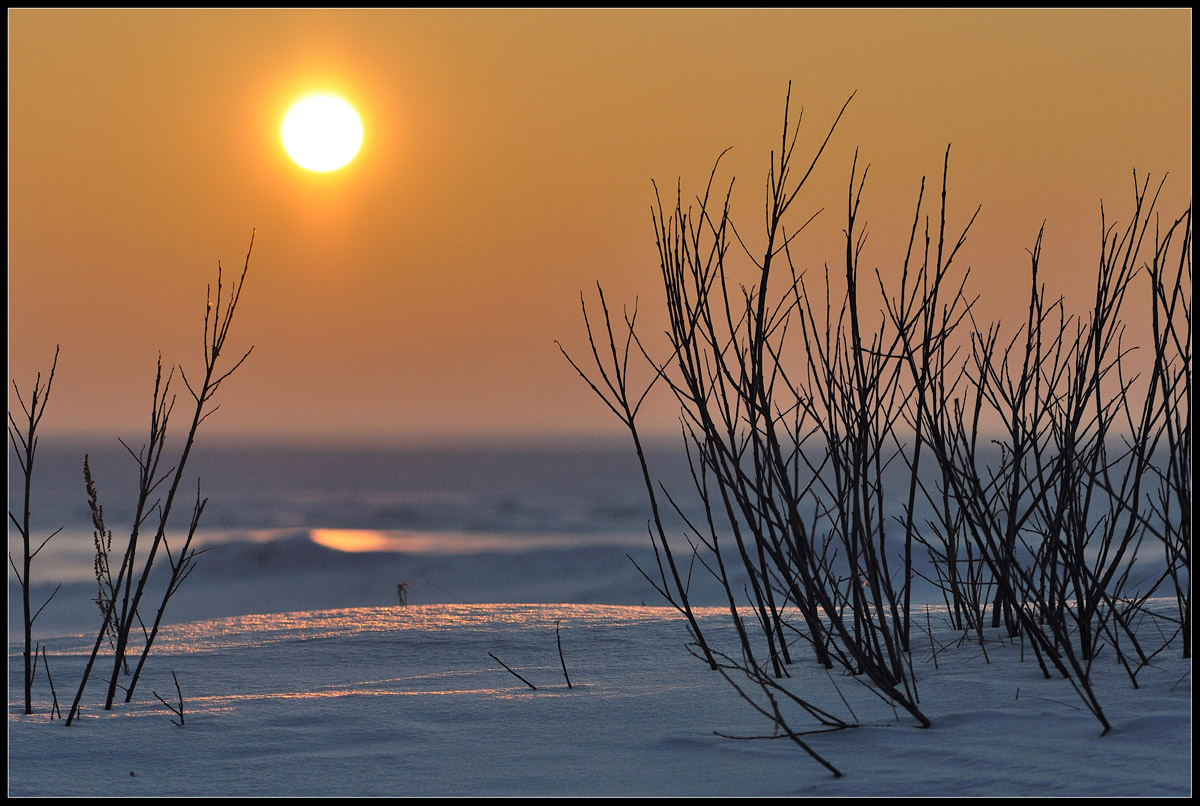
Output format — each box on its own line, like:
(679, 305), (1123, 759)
(8, 9), (1192, 442)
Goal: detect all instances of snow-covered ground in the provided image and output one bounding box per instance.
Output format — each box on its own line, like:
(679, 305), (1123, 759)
(8, 591), (1191, 795)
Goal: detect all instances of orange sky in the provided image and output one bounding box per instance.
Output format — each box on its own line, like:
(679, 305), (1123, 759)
(8, 9), (1192, 442)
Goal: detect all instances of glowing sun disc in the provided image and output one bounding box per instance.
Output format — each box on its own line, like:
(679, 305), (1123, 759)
(282, 95), (363, 172)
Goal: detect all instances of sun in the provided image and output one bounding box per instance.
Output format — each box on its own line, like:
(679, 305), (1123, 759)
(282, 95), (363, 172)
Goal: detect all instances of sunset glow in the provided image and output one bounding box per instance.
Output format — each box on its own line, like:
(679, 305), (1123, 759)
(8, 9), (1191, 441)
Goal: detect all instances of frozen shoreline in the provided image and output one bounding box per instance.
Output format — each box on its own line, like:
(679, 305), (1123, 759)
(9, 601), (1191, 797)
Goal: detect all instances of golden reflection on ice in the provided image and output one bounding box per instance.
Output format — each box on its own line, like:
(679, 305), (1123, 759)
(189, 686), (522, 703)
(308, 528), (647, 555)
(14, 601), (968, 727)
(13, 682), (533, 724)
(38, 604), (650, 655)
(35, 602), (956, 658)
(310, 529), (395, 553)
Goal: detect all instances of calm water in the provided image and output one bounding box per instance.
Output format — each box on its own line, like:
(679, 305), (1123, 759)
(9, 433), (1172, 634)
(8, 435), (684, 580)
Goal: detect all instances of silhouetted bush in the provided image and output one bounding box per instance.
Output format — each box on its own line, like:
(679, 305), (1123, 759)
(64, 233), (256, 725)
(565, 87), (1190, 771)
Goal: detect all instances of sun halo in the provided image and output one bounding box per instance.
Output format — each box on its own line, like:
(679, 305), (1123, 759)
(282, 94), (363, 172)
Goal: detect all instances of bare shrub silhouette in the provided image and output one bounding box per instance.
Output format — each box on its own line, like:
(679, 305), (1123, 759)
(65, 233), (256, 725)
(8, 346), (64, 715)
(901, 176), (1192, 731)
(564, 87), (1190, 771)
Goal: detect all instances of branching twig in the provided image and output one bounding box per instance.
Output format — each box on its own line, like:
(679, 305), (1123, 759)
(153, 671), (186, 727)
(8, 346), (62, 715)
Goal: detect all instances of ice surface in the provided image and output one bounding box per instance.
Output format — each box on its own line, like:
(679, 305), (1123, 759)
(8, 441), (1191, 795)
(9, 603), (1191, 796)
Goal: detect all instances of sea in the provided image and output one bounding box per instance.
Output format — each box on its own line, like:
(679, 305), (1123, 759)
(8, 435), (726, 639)
(7, 434), (1173, 641)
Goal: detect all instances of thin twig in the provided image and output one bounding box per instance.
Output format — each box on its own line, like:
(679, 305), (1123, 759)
(488, 652), (537, 691)
(555, 621), (573, 689)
